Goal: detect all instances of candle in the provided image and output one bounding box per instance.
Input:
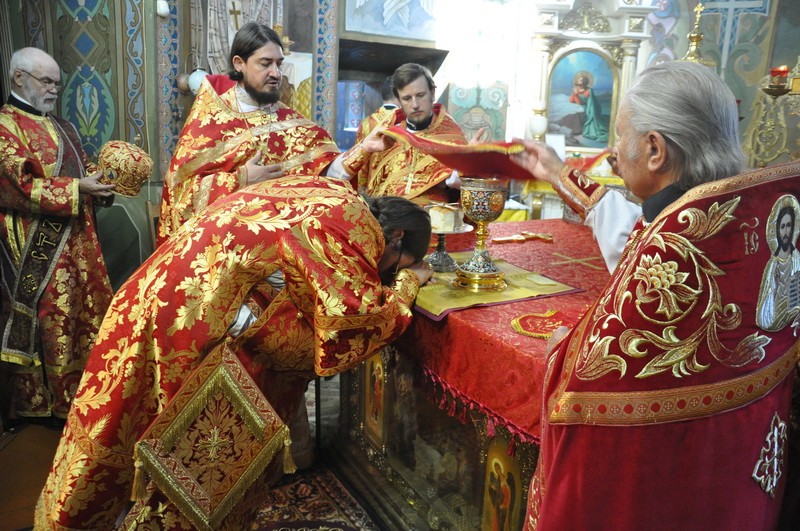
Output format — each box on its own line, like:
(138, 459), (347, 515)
(770, 65), (790, 87)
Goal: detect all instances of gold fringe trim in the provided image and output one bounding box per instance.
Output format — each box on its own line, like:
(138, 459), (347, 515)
(511, 310), (560, 339)
(381, 128), (526, 155)
(137, 424), (291, 531)
(131, 453), (149, 501)
(283, 438), (297, 475)
(133, 346), (291, 530)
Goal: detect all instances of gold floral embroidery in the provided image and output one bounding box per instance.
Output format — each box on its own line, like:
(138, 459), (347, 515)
(576, 197), (771, 381)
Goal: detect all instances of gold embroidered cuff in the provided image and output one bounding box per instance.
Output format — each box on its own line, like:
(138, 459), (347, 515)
(341, 144), (371, 177)
(554, 166), (608, 220)
(392, 269), (421, 307)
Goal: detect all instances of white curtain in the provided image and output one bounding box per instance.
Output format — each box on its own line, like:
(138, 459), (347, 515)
(206, 0), (281, 75)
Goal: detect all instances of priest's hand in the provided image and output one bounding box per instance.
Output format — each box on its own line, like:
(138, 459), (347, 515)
(244, 153), (285, 184)
(79, 171), (115, 198)
(468, 127), (488, 145)
(510, 139), (564, 186)
(361, 126), (395, 154)
(405, 260), (434, 286)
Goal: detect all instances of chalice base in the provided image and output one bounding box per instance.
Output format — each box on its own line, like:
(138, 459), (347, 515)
(453, 268), (507, 292)
(426, 233), (458, 273)
(427, 248), (457, 272)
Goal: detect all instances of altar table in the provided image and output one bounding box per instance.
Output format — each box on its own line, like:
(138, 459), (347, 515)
(400, 218), (611, 442)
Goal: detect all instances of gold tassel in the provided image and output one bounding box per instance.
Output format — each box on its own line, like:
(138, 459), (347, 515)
(131, 446), (149, 501)
(282, 438), (297, 474)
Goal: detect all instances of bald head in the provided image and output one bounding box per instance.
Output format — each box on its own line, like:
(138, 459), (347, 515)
(9, 47), (61, 114)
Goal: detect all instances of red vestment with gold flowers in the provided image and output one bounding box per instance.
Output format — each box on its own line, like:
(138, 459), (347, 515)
(157, 75), (340, 244)
(526, 162), (800, 530)
(0, 103), (112, 418)
(36, 177), (420, 530)
(342, 104), (467, 204)
(355, 105), (397, 144)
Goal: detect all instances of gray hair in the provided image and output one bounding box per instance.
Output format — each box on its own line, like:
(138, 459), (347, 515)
(622, 61), (744, 189)
(8, 48), (36, 77)
(8, 48), (44, 79)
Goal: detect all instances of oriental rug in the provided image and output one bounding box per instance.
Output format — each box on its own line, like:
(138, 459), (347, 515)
(251, 466), (378, 530)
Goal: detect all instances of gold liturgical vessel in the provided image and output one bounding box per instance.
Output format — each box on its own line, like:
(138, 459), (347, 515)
(454, 177), (509, 291)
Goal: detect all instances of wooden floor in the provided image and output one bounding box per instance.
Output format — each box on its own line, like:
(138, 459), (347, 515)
(0, 424), (61, 530)
(0, 379), (338, 530)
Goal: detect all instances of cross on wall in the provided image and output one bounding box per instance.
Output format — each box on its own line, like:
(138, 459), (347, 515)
(701, 0), (769, 75)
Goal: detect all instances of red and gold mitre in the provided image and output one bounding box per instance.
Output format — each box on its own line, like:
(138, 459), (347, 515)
(97, 140), (154, 196)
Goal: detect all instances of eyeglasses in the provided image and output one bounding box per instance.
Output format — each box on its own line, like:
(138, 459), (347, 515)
(19, 69), (62, 90)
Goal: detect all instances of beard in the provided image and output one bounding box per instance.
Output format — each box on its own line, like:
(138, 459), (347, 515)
(242, 77), (280, 105)
(32, 96), (56, 114)
(406, 111), (433, 131)
(779, 233), (795, 253)
(23, 81), (57, 114)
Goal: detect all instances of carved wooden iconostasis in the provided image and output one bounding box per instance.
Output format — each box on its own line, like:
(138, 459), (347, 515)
(530, 0), (656, 158)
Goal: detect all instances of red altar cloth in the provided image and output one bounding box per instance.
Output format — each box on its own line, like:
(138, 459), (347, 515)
(401, 219), (610, 442)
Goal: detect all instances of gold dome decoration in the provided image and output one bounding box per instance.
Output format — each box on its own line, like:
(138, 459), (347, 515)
(682, 2), (716, 68)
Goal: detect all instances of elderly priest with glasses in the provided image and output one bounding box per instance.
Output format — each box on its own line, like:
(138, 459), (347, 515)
(0, 47), (116, 431)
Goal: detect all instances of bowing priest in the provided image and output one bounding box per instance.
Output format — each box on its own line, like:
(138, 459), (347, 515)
(36, 177), (434, 529)
(157, 22), (341, 245)
(511, 60), (800, 530)
(0, 48), (115, 428)
(335, 63), (469, 204)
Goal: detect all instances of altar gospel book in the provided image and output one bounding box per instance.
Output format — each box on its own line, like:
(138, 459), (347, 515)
(381, 126), (535, 180)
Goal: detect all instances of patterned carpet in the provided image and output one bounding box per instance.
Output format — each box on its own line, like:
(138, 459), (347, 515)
(252, 466), (379, 530)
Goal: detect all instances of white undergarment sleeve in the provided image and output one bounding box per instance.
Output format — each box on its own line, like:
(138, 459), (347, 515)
(584, 189), (642, 272)
(324, 152), (349, 180)
(445, 170), (460, 188)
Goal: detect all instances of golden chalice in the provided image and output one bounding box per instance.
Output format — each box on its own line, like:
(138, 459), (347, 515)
(454, 177), (509, 291)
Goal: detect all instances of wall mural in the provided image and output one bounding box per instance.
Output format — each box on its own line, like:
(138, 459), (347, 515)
(157, 0), (181, 177)
(645, 0), (783, 163)
(448, 82), (509, 142)
(344, 0), (437, 41)
(18, 1), (150, 159)
(314, 0), (338, 135)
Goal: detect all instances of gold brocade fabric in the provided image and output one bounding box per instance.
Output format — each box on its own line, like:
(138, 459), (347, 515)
(415, 254), (575, 318)
(343, 104), (467, 203)
(0, 104), (112, 417)
(158, 75), (340, 244)
(355, 106), (396, 144)
(36, 177), (419, 530)
(128, 344), (291, 530)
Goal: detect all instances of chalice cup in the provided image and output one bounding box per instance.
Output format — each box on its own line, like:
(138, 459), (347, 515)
(454, 177), (509, 291)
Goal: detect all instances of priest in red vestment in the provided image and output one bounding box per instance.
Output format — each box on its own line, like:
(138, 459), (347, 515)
(36, 176), (433, 529)
(513, 61), (799, 530)
(340, 63), (468, 204)
(0, 48), (114, 424)
(355, 75), (399, 144)
(157, 23), (340, 244)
